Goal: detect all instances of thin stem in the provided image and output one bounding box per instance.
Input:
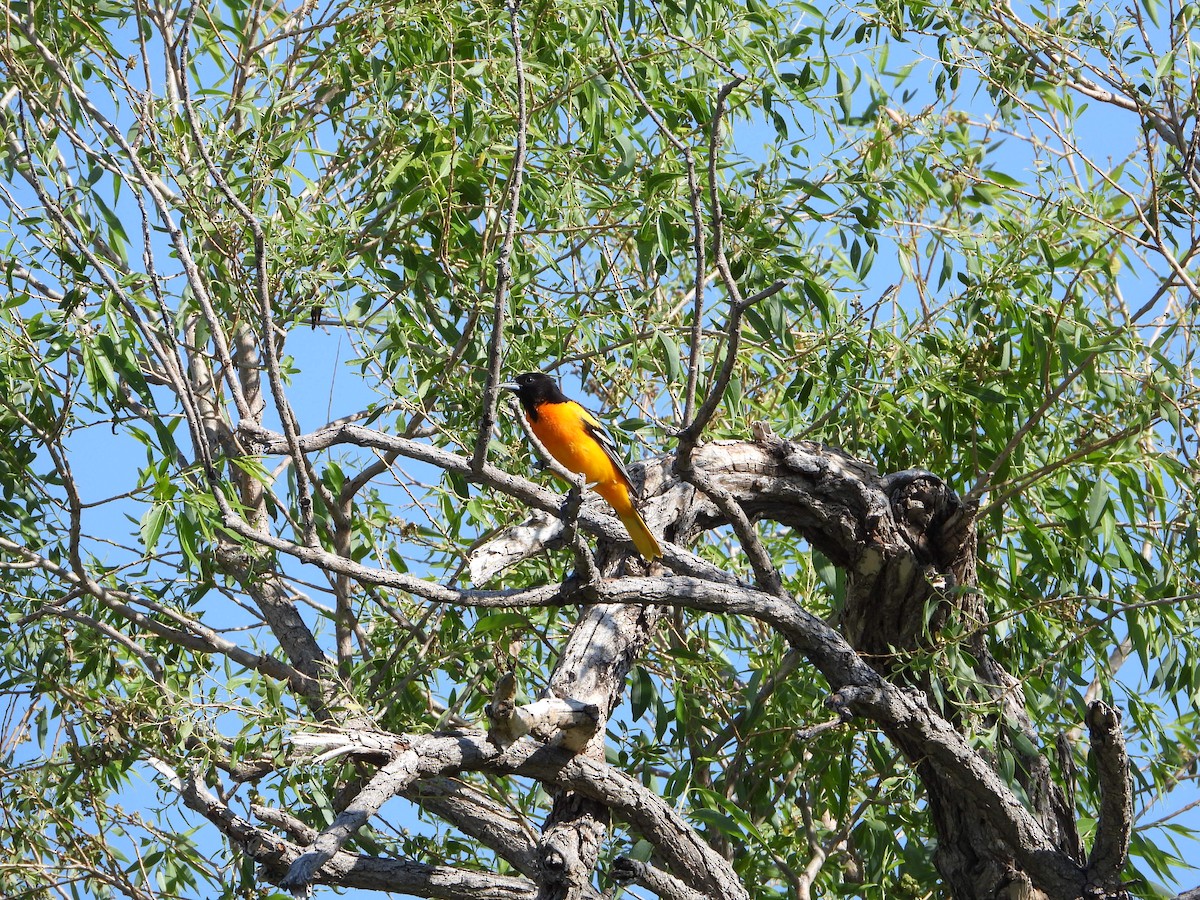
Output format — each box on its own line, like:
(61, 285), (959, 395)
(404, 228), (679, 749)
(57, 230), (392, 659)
(472, 1), (529, 470)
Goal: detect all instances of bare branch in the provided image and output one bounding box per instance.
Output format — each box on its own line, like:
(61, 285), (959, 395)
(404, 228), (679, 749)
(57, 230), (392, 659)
(599, 10), (713, 426)
(677, 279), (784, 450)
(280, 729), (750, 899)
(404, 778), (547, 885)
(611, 857), (709, 900)
(280, 747), (431, 890)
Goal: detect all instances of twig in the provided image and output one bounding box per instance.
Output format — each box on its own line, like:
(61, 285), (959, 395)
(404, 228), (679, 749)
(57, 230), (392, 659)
(610, 857), (708, 900)
(969, 275), (1179, 507)
(677, 279), (785, 451)
(12, 15), (250, 424)
(687, 465), (783, 597)
(558, 481), (602, 584)
(672, 278), (783, 601)
(472, 0), (529, 470)
(0, 535), (321, 697)
(599, 11), (708, 423)
(795, 715), (850, 742)
(700, 646), (805, 757)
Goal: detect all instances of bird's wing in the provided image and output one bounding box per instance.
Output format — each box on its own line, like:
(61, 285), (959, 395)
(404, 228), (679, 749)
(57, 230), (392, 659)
(577, 404), (636, 492)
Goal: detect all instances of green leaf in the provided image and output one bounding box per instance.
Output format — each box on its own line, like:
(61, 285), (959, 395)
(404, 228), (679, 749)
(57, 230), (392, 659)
(630, 665), (657, 721)
(656, 329), (682, 382)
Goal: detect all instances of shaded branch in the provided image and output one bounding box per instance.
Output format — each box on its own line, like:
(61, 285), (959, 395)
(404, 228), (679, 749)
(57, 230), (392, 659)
(611, 857), (708, 900)
(403, 777), (548, 886)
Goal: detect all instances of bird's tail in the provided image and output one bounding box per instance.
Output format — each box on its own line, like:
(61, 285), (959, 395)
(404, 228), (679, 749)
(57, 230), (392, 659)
(617, 506), (663, 561)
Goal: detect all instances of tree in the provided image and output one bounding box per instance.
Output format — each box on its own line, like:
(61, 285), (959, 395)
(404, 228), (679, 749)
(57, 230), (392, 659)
(2, 0), (1200, 897)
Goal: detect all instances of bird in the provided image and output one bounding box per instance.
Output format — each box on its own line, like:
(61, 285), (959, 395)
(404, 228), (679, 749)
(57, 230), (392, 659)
(501, 372), (662, 561)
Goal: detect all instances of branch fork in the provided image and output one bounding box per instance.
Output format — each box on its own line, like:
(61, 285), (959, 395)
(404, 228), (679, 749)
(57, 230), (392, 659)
(487, 672), (601, 752)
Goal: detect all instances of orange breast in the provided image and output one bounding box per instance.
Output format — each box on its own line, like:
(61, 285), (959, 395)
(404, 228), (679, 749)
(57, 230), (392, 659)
(528, 402), (623, 490)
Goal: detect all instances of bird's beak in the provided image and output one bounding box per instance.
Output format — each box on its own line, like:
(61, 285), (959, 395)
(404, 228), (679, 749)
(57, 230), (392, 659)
(499, 381), (519, 392)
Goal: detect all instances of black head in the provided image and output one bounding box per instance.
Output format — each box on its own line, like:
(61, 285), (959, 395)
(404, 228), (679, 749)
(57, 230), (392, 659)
(500, 372), (569, 415)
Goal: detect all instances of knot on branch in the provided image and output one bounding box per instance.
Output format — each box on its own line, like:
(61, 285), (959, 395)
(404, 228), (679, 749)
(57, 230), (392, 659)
(824, 688), (859, 724)
(838, 469), (980, 661)
(213, 540), (272, 579)
(486, 673), (600, 752)
(1085, 699), (1122, 734)
(539, 798), (608, 896)
(997, 869), (1049, 900)
(541, 843), (570, 879)
(881, 469), (967, 569)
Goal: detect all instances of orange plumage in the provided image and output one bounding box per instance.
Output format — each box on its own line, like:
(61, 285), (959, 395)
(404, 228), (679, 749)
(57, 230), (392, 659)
(503, 373), (662, 561)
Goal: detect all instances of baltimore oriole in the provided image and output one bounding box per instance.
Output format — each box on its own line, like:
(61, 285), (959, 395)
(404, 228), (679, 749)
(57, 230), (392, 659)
(502, 372), (662, 561)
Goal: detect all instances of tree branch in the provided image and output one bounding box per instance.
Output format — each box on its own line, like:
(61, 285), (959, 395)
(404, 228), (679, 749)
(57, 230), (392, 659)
(0, 536), (322, 697)
(677, 279), (784, 449)
(403, 777), (548, 886)
(149, 758), (539, 899)
(427, 573), (1084, 896)
(279, 729), (750, 899)
(237, 420), (737, 585)
(1085, 701), (1132, 889)
(611, 857), (709, 900)
(178, 5), (319, 543)
(599, 10), (708, 426)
